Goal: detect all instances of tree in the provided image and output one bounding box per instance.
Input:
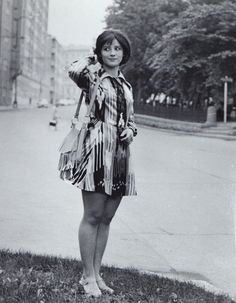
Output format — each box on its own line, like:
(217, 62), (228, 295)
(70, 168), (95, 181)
(148, 1), (236, 107)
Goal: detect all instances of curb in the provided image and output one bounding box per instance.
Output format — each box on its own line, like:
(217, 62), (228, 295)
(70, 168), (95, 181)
(135, 114), (203, 132)
(0, 105), (34, 112)
(139, 270), (236, 301)
(135, 114), (236, 140)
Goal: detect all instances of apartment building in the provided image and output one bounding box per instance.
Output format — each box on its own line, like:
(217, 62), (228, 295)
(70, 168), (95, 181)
(0, 0), (49, 106)
(47, 35), (64, 104)
(0, 0), (13, 105)
(12, 0), (49, 106)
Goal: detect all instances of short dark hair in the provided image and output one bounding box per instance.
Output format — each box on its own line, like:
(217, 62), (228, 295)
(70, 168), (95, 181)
(94, 29), (131, 65)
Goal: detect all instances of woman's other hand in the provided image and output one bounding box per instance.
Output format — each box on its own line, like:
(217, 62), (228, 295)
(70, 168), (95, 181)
(120, 128), (133, 145)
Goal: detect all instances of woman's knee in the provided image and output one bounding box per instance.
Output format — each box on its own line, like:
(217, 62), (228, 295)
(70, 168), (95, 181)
(84, 211), (103, 226)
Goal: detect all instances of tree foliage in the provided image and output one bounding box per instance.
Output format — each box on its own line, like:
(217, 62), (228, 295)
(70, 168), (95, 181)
(148, 1), (236, 106)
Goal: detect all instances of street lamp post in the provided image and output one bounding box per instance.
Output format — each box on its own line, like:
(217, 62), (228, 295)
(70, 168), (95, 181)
(221, 75), (233, 123)
(12, 14), (22, 108)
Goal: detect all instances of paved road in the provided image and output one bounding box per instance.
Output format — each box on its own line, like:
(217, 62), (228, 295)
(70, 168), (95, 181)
(0, 106), (236, 298)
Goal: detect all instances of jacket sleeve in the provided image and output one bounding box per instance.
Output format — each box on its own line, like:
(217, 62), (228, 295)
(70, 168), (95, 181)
(68, 56), (100, 91)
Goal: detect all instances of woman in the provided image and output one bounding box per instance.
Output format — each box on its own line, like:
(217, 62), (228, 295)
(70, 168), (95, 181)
(68, 29), (137, 298)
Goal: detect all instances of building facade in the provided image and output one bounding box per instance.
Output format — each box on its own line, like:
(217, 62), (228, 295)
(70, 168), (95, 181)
(12, 0), (49, 106)
(47, 35), (65, 104)
(0, 0), (49, 106)
(0, 0), (14, 105)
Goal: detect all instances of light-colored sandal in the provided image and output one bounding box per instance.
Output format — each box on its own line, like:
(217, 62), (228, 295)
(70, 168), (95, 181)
(79, 276), (102, 298)
(96, 277), (114, 294)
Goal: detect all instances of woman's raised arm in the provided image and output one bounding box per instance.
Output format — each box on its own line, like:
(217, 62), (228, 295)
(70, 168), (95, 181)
(68, 56), (100, 91)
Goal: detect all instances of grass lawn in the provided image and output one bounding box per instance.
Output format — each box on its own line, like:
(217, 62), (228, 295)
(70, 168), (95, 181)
(0, 249), (235, 303)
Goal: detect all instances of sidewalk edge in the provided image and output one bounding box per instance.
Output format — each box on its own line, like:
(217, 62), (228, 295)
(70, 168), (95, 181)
(139, 270), (236, 301)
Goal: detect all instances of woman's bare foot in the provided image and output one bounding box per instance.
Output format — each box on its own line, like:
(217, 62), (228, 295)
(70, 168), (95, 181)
(79, 276), (102, 298)
(96, 277), (114, 294)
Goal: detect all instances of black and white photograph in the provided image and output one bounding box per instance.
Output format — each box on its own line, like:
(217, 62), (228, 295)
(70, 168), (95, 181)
(0, 0), (236, 302)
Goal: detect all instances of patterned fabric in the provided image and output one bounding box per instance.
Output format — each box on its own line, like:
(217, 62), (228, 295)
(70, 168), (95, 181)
(68, 57), (137, 196)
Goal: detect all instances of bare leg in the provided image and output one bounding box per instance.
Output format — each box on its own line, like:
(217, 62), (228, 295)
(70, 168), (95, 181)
(94, 195), (122, 292)
(78, 190), (107, 297)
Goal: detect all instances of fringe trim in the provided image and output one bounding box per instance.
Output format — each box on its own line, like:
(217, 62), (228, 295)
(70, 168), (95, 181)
(58, 151), (81, 181)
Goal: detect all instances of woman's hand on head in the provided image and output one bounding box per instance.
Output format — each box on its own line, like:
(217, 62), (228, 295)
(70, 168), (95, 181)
(86, 55), (101, 74)
(88, 54), (98, 65)
(120, 128), (133, 145)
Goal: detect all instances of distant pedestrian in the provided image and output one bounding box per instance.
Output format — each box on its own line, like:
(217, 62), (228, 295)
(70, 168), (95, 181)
(49, 105), (59, 130)
(149, 93), (155, 106)
(208, 97), (215, 106)
(154, 93), (160, 105)
(172, 97), (177, 106)
(166, 96), (171, 107)
(188, 100), (193, 107)
(159, 92), (166, 105)
(65, 29), (137, 298)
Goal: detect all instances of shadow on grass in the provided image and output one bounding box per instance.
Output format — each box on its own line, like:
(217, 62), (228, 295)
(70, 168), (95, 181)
(0, 249), (235, 303)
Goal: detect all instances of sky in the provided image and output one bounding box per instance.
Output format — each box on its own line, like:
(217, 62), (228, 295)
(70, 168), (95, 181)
(48, 0), (113, 48)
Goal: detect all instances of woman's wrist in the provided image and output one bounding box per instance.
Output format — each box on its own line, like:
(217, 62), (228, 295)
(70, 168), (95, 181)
(128, 125), (137, 137)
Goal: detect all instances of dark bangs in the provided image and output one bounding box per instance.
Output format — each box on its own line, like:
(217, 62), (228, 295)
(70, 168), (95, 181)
(94, 29), (131, 65)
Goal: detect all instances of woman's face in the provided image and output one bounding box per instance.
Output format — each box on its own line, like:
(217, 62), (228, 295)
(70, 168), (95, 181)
(100, 38), (123, 69)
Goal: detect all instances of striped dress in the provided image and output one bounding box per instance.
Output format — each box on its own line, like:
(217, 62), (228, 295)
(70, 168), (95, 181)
(66, 57), (137, 196)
